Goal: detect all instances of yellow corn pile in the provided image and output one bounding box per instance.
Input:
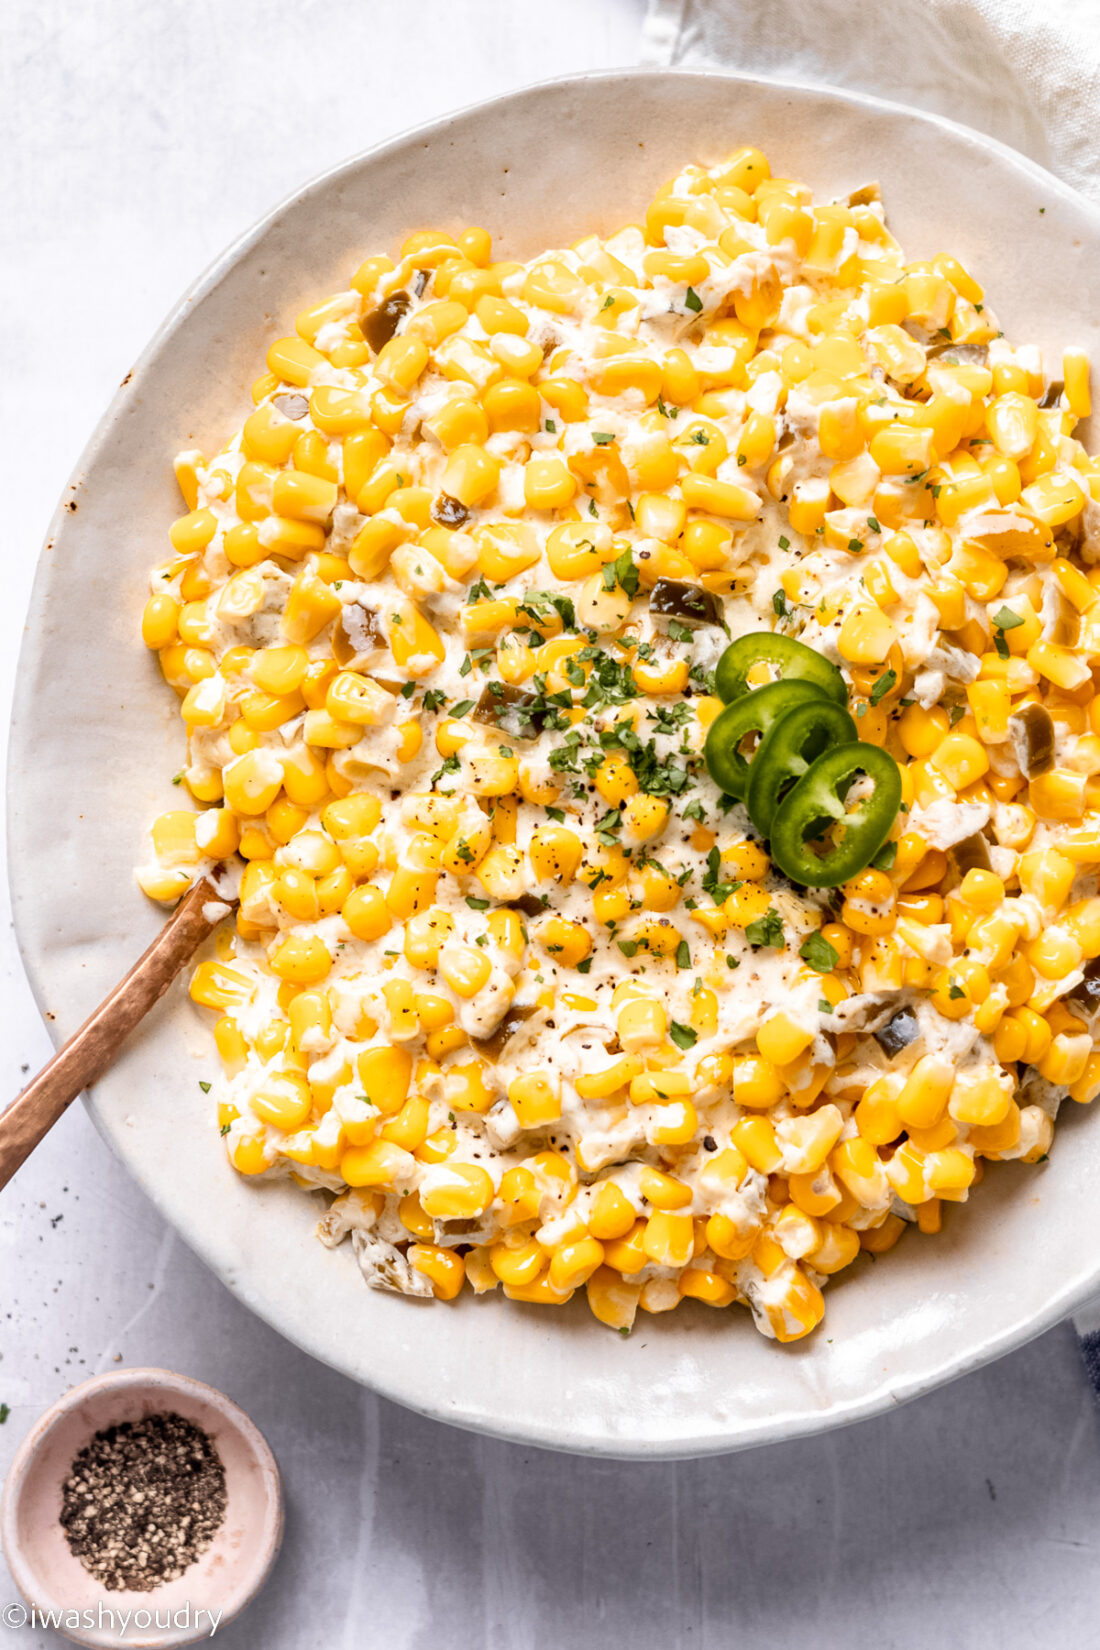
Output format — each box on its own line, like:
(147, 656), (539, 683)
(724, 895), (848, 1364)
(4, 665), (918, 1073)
(137, 148), (1098, 1344)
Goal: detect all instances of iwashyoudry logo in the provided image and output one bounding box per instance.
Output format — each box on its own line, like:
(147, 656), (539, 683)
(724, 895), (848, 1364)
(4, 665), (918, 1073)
(2, 1600), (222, 1636)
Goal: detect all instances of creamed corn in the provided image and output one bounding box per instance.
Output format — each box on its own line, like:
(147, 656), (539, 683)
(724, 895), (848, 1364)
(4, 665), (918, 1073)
(139, 148), (1100, 1344)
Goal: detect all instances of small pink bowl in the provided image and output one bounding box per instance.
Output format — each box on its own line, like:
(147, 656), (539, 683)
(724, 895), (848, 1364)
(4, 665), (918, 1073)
(1, 1369), (283, 1648)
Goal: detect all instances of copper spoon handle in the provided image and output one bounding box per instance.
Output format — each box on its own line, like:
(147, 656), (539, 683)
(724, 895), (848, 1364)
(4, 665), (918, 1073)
(0, 876), (236, 1192)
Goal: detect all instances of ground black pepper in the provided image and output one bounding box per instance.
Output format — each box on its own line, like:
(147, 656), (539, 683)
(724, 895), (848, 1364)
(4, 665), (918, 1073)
(59, 1411), (227, 1592)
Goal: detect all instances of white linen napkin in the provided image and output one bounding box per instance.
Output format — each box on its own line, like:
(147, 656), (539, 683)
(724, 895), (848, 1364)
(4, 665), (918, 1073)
(641, 0), (1100, 1381)
(641, 0), (1100, 204)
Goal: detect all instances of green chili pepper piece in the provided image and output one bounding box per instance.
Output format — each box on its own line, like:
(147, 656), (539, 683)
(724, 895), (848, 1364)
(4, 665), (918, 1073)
(769, 742), (902, 887)
(746, 698), (858, 838)
(715, 631), (848, 706)
(703, 680), (826, 800)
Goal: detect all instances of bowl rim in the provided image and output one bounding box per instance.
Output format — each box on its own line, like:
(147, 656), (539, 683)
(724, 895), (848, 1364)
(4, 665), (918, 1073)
(10, 66), (1100, 1460)
(0, 1367), (283, 1646)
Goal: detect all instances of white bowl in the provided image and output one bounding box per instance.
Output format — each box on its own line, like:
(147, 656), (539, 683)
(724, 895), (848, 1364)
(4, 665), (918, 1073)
(10, 70), (1100, 1459)
(0, 1369), (282, 1647)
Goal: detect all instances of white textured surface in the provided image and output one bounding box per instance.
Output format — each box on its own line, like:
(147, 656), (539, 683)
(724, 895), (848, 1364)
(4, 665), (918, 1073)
(2, 3), (1100, 1645)
(642, 0), (1100, 203)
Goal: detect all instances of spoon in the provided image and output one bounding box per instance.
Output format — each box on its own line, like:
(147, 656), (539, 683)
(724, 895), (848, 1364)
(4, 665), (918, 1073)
(0, 872), (238, 1191)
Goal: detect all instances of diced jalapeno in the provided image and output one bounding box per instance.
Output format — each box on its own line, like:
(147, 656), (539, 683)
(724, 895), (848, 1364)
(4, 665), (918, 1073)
(1067, 958), (1100, 1015)
(472, 1003), (538, 1057)
(703, 680), (825, 800)
(769, 742), (901, 887)
(714, 631), (847, 706)
(649, 578), (723, 629)
(473, 682), (549, 740)
(432, 492), (470, 529)
(361, 289), (411, 352)
(874, 1007), (920, 1058)
(1009, 702), (1054, 778)
(332, 602), (383, 667)
(745, 698), (857, 837)
(949, 833), (992, 877)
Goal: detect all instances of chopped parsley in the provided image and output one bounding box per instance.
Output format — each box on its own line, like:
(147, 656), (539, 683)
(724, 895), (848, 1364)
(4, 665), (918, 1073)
(772, 590), (789, 619)
(799, 932), (839, 973)
(702, 846), (738, 906)
(869, 669), (896, 706)
(579, 650), (640, 712)
(549, 728), (585, 775)
(428, 753), (461, 785)
(594, 806), (623, 846)
(675, 939), (692, 969)
(621, 735), (691, 795)
(669, 1021), (698, 1051)
(992, 605), (1024, 660)
(745, 908), (785, 950)
(601, 545), (640, 599)
(517, 590), (577, 632)
(684, 286), (703, 313)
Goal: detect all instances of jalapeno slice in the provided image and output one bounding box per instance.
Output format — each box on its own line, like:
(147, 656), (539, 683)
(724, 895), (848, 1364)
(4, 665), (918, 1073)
(745, 699), (858, 838)
(715, 632), (848, 706)
(703, 680), (826, 799)
(769, 742), (902, 887)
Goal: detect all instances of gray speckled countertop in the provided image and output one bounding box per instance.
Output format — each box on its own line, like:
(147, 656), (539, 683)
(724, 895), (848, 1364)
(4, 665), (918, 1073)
(3, 4), (1100, 1644)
